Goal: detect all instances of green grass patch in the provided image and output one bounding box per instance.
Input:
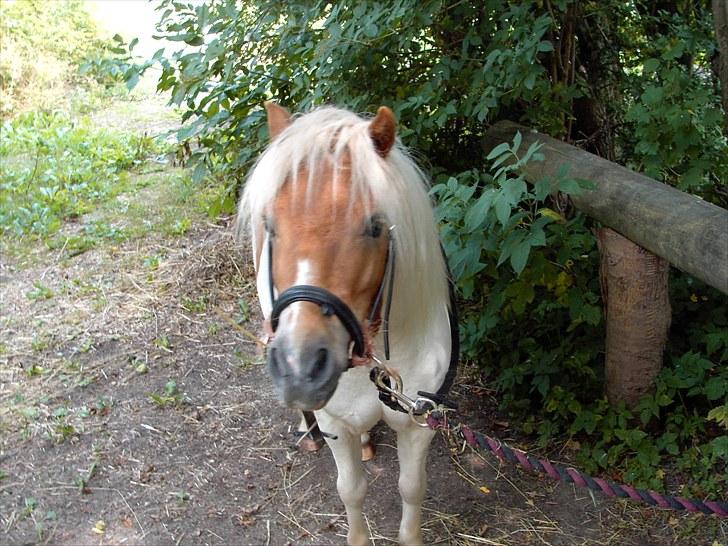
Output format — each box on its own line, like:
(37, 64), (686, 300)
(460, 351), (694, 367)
(25, 282), (54, 301)
(0, 110), (160, 238)
(148, 380), (186, 408)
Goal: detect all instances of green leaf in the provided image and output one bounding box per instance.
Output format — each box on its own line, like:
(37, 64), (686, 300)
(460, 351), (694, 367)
(527, 226), (546, 247)
(486, 142), (510, 161)
(642, 58), (659, 73)
(556, 177), (581, 195)
(464, 189), (494, 232)
(364, 22), (378, 38)
(125, 71), (140, 91)
(510, 240), (531, 275)
(192, 162), (207, 184)
(494, 194), (511, 226)
(533, 178), (552, 201)
(705, 378), (726, 401)
(502, 178), (527, 205)
(511, 131), (522, 153)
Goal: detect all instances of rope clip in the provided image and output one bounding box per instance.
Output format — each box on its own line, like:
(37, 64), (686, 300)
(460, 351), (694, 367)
(369, 366), (454, 427)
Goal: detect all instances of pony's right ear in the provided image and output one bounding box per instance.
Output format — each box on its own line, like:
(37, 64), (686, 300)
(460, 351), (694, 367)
(369, 106), (396, 157)
(264, 101), (291, 141)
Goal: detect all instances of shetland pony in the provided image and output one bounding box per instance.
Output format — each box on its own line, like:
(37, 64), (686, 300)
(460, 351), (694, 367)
(236, 102), (453, 545)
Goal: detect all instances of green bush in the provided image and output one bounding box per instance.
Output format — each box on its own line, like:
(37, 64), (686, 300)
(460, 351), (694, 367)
(0, 111), (154, 237)
(0, 0), (109, 116)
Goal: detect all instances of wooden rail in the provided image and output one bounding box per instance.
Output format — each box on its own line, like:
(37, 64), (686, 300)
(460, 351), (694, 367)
(484, 121), (728, 406)
(484, 121), (728, 294)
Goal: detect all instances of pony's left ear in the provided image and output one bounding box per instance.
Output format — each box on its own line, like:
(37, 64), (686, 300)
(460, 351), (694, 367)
(264, 101), (291, 141)
(369, 106), (396, 157)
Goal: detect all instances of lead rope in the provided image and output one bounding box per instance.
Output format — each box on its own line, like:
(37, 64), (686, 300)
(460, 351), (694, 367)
(370, 366), (728, 518)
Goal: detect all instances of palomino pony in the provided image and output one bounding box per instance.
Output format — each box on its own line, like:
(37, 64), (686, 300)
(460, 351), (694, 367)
(236, 102), (455, 545)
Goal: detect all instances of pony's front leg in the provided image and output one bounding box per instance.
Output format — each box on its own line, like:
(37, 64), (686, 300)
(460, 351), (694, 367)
(317, 414), (371, 546)
(396, 425), (435, 545)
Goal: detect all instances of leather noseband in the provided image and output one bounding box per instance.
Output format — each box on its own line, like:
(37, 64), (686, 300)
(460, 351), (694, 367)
(270, 284), (366, 357)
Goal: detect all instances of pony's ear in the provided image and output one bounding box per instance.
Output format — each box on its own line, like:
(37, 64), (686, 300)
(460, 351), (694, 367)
(369, 106), (396, 157)
(264, 101), (291, 141)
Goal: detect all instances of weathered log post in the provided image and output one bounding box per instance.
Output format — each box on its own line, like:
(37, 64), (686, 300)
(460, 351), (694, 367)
(596, 228), (671, 406)
(484, 121), (728, 407)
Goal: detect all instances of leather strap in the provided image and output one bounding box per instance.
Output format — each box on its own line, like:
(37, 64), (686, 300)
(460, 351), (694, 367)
(270, 285), (366, 357)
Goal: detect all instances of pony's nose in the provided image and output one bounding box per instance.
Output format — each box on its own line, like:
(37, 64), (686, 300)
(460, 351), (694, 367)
(268, 344), (331, 382)
(267, 340), (339, 408)
(307, 347), (330, 381)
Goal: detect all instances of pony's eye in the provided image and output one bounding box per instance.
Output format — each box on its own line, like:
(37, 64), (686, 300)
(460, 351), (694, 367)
(364, 215), (384, 239)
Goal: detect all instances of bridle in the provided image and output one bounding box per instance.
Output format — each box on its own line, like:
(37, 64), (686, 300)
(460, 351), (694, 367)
(266, 225), (397, 365)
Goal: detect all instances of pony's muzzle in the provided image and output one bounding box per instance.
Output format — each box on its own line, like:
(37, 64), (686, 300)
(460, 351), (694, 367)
(267, 337), (342, 410)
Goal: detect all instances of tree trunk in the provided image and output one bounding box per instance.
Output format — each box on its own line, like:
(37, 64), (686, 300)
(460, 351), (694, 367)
(713, 0), (728, 126)
(572, 2), (623, 160)
(596, 228), (671, 408)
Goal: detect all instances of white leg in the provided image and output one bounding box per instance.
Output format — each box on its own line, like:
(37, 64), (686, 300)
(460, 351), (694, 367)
(396, 425), (435, 545)
(317, 414), (371, 546)
(297, 412), (307, 432)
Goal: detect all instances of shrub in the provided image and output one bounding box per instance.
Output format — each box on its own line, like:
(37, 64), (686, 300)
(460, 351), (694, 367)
(0, 111), (153, 237)
(0, 0), (108, 116)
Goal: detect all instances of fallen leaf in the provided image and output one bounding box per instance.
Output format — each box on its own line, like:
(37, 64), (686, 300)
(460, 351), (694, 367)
(240, 504), (260, 516)
(479, 486), (491, 495)
(238, 516), (256, 527)
(93, 520), (106, 534)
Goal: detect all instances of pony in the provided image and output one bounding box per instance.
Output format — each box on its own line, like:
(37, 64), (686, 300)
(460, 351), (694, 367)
(236, 102), (455, 546)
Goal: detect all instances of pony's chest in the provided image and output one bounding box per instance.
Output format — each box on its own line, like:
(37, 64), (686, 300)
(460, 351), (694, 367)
(321, 367), (383, 432)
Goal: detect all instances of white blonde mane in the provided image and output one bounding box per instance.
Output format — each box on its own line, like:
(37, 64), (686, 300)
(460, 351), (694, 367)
(236, 106), (449, 350)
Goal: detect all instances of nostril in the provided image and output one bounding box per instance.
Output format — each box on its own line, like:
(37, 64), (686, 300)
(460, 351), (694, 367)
(269, 347), (284, 378)
(309, 348), (329, 381)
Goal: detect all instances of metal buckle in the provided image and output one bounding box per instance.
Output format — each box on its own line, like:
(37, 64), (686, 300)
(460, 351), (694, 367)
(370, 367), (442, 427)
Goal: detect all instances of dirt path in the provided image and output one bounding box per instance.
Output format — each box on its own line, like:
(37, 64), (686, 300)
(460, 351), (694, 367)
(0, 93), (720, 546)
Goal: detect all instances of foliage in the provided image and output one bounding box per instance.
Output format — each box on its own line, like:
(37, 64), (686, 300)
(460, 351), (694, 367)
(621, 11), (727, 202)
(0, 111), (155, 237)
(114, 0), (573, 200)
(111, 0), (727, 496)
(148, 380), (187, 408)
(0, 0), (110, 116)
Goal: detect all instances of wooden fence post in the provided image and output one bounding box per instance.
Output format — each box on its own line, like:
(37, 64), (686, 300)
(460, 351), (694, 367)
(596, 228), (671, 407)
(483, 121), (728, 407)
(483, 121), (728, 294)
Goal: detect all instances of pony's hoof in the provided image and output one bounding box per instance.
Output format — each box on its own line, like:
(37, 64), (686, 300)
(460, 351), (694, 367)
(298, 436), (324, 452)
(361, 441), (375, 461)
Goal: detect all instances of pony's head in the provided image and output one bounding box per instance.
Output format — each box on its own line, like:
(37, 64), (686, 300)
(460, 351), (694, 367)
(238, 103), (447, 410)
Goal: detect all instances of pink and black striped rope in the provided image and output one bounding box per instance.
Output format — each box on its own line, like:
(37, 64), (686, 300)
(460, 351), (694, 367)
(425, 414), (728, 518)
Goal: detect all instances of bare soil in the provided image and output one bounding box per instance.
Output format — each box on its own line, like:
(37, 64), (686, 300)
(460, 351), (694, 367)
(1, 95), (724, 546)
